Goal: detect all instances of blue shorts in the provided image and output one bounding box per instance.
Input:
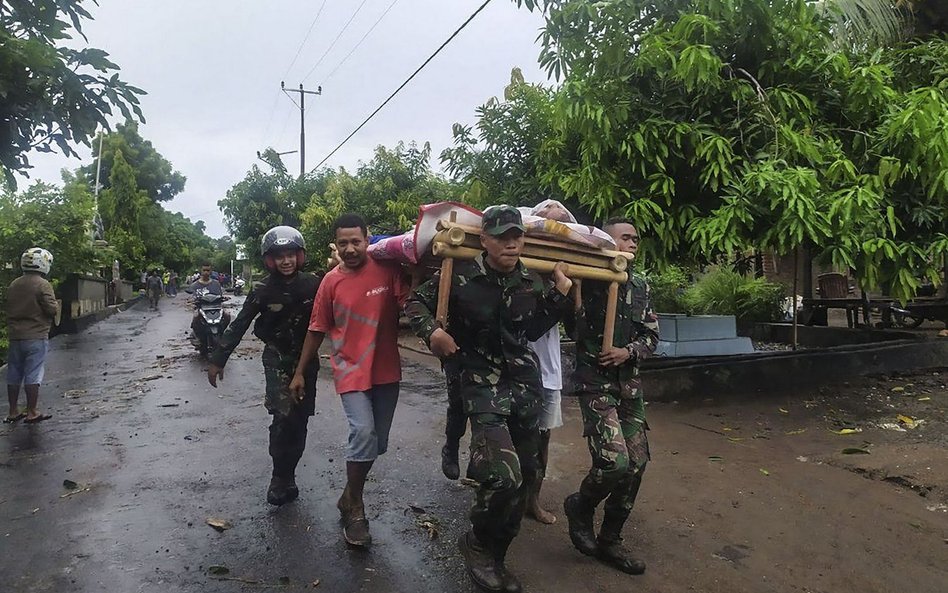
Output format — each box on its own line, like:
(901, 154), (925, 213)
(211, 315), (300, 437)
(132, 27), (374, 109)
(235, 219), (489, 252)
(5, 339), (49, 386)
(340, 383), (400, 462)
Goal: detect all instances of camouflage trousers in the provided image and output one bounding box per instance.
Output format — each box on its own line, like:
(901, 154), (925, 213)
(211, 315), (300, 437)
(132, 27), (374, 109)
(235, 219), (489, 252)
(467, 410), (540, 555)
(577, 392), (649, 517)
(263, 345), (317, 479)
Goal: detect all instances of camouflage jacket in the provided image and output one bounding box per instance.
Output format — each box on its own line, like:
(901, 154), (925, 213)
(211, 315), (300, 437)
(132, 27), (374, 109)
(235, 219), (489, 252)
(405, 253), (571, 415)
(209, 272), (321, 369)
(572, 272), (659, 397)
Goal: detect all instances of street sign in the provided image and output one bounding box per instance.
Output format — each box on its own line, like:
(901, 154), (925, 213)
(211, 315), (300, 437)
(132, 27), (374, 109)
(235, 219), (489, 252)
(235, 245), (248, 261)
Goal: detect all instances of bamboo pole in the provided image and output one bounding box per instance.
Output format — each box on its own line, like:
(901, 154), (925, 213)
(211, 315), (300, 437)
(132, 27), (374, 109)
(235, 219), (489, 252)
(431, 243), (628, 284)
(602, 281), (619, 352)
(435, 256), (453, 328)
(448, 231), (628, 272)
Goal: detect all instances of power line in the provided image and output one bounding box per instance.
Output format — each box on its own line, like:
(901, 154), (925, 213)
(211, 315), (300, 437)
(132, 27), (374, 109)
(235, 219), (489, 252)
(261, 0), (329, 147)
(321, 0), (401, 84)
(282, 0), (329, 80)
(312, 0), (495, 171)
(302, 0), (371, 83)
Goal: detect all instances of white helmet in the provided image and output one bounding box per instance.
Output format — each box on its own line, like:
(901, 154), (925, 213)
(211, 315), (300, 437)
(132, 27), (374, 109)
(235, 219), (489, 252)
(21, 247), (53, 275)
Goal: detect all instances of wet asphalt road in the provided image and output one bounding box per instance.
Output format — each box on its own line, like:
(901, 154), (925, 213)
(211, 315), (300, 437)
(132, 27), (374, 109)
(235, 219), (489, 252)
(1, 296), (476, 593)
(4, 296), (948, 593)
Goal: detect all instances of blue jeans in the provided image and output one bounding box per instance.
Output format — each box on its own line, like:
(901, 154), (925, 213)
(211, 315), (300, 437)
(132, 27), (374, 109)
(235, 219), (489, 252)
(339, 383), (400, 462)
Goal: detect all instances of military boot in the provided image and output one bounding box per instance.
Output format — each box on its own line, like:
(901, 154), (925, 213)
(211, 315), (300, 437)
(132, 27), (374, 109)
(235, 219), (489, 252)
(441, 444), (460, 480)
(596, 511), (646, 575)
(266, 475), (299, 506)
(458, 531), (504, 592)
(493, 540), (523, 593)
(563, 492), (598, 556)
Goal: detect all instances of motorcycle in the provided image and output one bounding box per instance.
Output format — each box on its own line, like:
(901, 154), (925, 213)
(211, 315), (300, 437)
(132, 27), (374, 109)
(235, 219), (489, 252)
(192, 292), (227, 356)
(233, 277), (246, 296)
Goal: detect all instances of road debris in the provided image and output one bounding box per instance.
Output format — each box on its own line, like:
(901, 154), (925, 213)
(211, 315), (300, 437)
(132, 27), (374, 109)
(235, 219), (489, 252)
(206, 518), (233, 532)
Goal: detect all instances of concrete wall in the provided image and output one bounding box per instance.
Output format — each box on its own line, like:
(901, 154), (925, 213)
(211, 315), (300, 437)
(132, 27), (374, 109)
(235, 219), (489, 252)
(55, 274), (138, 334)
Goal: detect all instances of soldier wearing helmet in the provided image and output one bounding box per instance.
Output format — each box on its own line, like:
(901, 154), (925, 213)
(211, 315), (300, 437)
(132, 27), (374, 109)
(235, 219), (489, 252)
(205, 226), (322, 505)
(5, 248), (59, 424)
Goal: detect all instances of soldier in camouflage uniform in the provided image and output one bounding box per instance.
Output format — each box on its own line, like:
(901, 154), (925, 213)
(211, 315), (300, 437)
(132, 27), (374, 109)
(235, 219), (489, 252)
(406, 206), (572, 593)
(563, 217), (659, 576)
(207, 226), (320, 506)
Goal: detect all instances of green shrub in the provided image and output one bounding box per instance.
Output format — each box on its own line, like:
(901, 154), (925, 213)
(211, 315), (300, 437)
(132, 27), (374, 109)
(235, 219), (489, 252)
(648, 264), (691, 313)
(682, 267), (785, 323)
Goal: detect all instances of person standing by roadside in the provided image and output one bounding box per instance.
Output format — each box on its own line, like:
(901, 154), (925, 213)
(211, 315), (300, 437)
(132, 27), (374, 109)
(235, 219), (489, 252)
(406, 206), (573, 593)
(290, 213), (407, 548)
(563, 218), (659, 576)
(5, 248), (59, 424)
(206, 226), (320, 506)
(146, 269), (163, 310)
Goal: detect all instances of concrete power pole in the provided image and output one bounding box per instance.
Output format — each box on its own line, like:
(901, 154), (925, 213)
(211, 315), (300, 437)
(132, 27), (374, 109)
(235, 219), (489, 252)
(281, 82), (322, 177)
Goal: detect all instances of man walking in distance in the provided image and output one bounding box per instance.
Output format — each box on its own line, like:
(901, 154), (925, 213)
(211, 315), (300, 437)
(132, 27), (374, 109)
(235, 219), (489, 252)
(206, 226), (320, 506)
(5, 248), (59, 424)
(290, 213), (407, 548)
(563, 218), (658, 575)
(406, 206), (572, 593)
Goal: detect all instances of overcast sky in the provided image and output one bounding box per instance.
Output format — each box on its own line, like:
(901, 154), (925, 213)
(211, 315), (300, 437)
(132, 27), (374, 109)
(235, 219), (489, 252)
(24, 0), (549, 238)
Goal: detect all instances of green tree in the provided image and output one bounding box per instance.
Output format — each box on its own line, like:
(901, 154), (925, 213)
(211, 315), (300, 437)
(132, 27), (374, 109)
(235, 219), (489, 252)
(516, 0), (947, 300)
(441, 68), (561, 208)
(99, 149), (147, 277)
(0, 0), (145, 187)
(218, 156), (335, 257)
(79, 122), (186, 202)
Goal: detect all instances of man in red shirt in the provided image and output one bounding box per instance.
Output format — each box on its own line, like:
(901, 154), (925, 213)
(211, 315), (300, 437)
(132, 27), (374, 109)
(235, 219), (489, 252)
(290, 213), (407, 548)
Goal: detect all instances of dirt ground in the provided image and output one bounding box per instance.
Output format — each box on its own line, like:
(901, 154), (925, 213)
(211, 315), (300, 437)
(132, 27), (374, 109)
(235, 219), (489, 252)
(1, 298), (946, 593)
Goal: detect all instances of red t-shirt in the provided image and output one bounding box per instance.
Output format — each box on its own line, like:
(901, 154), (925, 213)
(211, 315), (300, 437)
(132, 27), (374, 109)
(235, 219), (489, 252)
(309, 258), (407, 395)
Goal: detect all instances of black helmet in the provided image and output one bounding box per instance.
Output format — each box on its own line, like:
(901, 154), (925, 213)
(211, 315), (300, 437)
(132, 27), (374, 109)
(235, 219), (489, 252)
(261, 226), (305, 255)
(261, 226), (306, 271)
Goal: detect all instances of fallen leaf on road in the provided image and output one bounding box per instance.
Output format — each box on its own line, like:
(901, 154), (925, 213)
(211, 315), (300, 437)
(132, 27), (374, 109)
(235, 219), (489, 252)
(785, 428), (807, 435)
(727, 437), (744, 442)
(312, 580), (321, 588)
(708, 455), (723, 462)
(897, 414), (921, 429)
(796, 456), (809, 462)
(891, 386), (905, 393)
(832, 428), (862, 435)
(842, 447), (871, 455)
(207, 518), (232, 532)
(63, 479), (78, 490)
(778, 408), (789, 414)
(759, 468), (770, 476)
(208, 566), (230, 575)
(917, 397), (931, 401)
(878, 422), (907, 432)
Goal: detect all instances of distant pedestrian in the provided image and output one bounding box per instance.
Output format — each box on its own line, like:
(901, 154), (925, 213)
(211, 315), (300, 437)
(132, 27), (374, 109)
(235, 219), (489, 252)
(168, 271), (178, 296)
(5, 248), (59, 424)
(146, 269), (163, 310)
(290, 213), (408, 548)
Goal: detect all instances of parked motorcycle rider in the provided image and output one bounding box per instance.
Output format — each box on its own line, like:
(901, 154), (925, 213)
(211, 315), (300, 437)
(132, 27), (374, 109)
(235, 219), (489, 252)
(187, 263), (230, 349)
(205, 226), (321, 505)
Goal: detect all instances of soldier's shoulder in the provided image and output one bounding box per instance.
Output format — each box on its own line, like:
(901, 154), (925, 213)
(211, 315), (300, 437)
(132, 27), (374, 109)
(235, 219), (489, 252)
(630, 271), (650, 289)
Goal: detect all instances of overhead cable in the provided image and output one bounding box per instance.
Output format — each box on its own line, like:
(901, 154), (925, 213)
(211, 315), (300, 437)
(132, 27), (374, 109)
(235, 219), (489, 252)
(312, 0), (495, 171)
(321, 0), (402, 84)
(302, 0), (371, 83)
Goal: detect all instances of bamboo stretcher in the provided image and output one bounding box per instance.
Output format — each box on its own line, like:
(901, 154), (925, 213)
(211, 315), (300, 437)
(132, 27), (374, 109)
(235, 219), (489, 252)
(433, 215), (627, 351)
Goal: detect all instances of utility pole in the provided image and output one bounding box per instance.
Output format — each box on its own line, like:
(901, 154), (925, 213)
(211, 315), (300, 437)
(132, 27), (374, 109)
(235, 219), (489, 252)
(281, 82), (322, 177)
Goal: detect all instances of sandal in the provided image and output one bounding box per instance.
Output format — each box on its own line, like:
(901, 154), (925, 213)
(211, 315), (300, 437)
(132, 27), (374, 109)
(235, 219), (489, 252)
(3, 412), (26, 424)
(24, 414), (53, 424)
(342, 515), (372, 547)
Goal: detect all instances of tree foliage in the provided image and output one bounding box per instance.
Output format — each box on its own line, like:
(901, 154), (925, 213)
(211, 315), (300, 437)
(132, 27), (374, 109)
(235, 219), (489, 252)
(515, 0), (947, 301)
(441, 68), (562, 208)
(79, 122), (186, 202)
(0, 0), (145, 187)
